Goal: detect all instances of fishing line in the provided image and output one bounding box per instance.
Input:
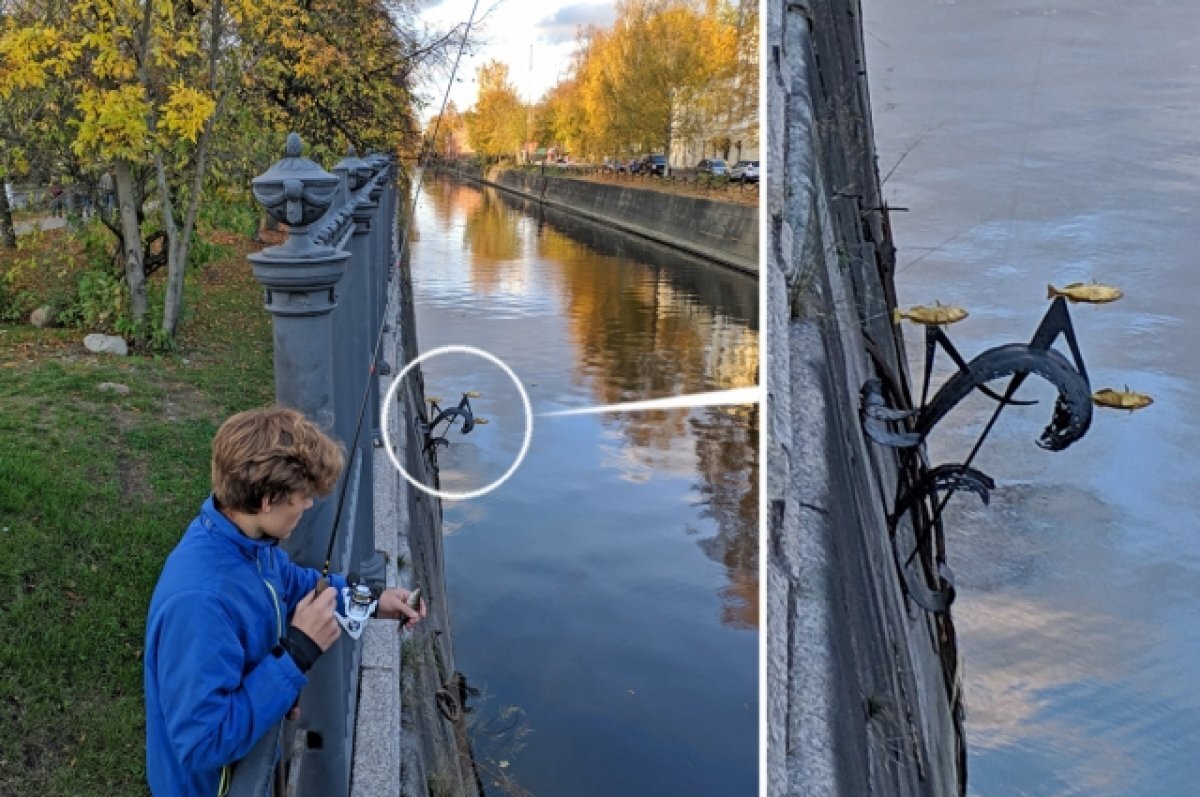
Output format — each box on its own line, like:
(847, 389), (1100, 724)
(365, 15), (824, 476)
(998, 9), (1049, 272)
(896, 226), (971, 274)
(319, 0), (482, 579)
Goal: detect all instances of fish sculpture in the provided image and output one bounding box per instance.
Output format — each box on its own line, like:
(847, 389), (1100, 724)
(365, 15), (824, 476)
(892, 303), (969, 326)
(1092, 387), (1153, 411)
(1047, 282), (1123, 304)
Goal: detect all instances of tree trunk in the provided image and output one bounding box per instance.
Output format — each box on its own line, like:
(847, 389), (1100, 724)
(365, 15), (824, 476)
(0, 182), (15, 248)
(663, 99), (674, 173)
(162, 102), (221, 338)
(162, 0), (225, 339)
(156, 154), (182, 338)
(114, 159), (148, 324)
(159, 139), (209, 339)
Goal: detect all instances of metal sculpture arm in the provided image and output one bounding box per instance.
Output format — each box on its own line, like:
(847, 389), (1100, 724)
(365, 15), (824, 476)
(916, 343), (1092, 452)
(422, 391), (487, 453)
(920, 324), (1038, 409)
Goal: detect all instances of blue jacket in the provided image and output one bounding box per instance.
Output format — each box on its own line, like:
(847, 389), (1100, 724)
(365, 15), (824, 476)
(144, 497), (346, 796)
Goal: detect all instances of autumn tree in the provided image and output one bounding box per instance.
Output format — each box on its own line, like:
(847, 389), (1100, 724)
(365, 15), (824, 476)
(576, 25), (635, 156)
(535, 0), (751, 165)
(615, 0), (736, 162)
(1, 0), (256, 336)
(0, 0), (76, 247)
(250, 0), (430, 160)
(0, 0), (455, 342)
(529, 100), (555, 151)
(734, 0), (759, 150)
(464, 60), (525, 160)
(425, 100), (464, 157)
(540, 76), (587, 155)
(702, 0), (757, 162)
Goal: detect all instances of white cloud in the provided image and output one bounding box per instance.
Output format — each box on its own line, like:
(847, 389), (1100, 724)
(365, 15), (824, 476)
(536, 3), (617, 45)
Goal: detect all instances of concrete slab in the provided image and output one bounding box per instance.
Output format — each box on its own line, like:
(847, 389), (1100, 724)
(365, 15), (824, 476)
(352, 230), (406, 797)
(351, 667), (401, 797)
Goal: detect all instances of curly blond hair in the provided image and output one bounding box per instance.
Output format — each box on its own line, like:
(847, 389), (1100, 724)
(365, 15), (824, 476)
(211, 407), (344, 513)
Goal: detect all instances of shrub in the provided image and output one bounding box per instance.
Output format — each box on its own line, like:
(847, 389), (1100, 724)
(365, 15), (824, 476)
(0, 227), (58, 322)
(78, 218), (120, 273)
(72, 269), (128, 330)
(186, 236), (232, 270)
(199, 193), (259, 238)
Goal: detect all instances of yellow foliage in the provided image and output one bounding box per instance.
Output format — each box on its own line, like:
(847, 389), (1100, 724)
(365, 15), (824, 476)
(465, 60), (525, 157)
(535, 0), (755, 160)
(73, 85), (151, 159)
(7, 0), (420, 166)
(0, 24), (60, 95)
(160, 83), (216, 143)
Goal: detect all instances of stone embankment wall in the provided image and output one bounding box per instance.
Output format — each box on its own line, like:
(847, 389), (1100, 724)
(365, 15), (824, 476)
(766, 2), (964, 797)
(440, 162), (758, 275)
(353, 198), (481, 797)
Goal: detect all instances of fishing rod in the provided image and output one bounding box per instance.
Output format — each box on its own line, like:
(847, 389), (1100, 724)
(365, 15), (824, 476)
(314, 0), (483, 595)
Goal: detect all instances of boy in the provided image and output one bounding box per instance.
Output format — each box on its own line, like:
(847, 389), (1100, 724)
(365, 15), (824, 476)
(144, 407), (423, 796)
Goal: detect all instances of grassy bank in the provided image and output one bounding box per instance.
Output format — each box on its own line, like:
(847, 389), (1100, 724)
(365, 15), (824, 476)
(0, 225), (274, 794)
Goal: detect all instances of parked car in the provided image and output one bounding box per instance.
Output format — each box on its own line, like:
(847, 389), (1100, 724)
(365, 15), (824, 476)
(633, 154), (669, 176)
(729, 160), (759, 183)
(696, 158), (729, 176)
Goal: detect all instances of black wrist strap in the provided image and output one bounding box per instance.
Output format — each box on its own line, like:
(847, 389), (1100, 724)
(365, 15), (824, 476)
(279, 626), (323, 673)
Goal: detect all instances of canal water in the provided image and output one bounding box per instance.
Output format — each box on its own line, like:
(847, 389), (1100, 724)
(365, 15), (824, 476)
(406, 175), (759, 797)
(864, 2), (1200, 795)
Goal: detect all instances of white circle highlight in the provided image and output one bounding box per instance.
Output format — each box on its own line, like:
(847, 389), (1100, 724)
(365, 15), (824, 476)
(380, 345), (533, 500)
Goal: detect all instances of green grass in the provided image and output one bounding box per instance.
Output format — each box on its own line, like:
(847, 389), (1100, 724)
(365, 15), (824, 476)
(0, 232), (274, 794)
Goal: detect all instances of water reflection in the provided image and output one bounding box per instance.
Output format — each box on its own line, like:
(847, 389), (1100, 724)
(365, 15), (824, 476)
(439, 177), (761, 619)
(411, 173), (759, 797)
(464, 190), (524, 287)
(692, 405), (760, 630)
(533, 199), (760, 564)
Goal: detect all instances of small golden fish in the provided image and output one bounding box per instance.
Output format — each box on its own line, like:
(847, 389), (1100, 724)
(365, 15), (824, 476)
(1092, 387), (1153, 411)
(474, 418), (489, 425)
(892, 304), (969, 326)
(402, 587), (422, 628)
(464, 390), (481, 398)
(1047, 282), (1123, 304)
(425, 396), (441, 404)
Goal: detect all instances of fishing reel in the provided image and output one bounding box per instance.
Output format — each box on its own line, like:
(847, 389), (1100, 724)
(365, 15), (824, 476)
(332, 576), (423, 639)
(420, 390), (489, 453)
(335, 575), (379, 640)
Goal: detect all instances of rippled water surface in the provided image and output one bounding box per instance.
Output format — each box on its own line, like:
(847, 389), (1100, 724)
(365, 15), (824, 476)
(407, 176), (759, 797)
(865, 2), (1200, 794)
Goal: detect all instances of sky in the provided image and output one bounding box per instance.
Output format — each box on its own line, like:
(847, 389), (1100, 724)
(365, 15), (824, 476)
(416, 0), (618, 121)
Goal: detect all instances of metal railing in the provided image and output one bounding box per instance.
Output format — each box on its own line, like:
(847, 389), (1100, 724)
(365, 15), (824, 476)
(228, 132), (400, 796)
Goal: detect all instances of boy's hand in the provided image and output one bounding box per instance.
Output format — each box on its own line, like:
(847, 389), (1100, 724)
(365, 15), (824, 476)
(291, 587), (340, 651)
(375, 588), (427, 627)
